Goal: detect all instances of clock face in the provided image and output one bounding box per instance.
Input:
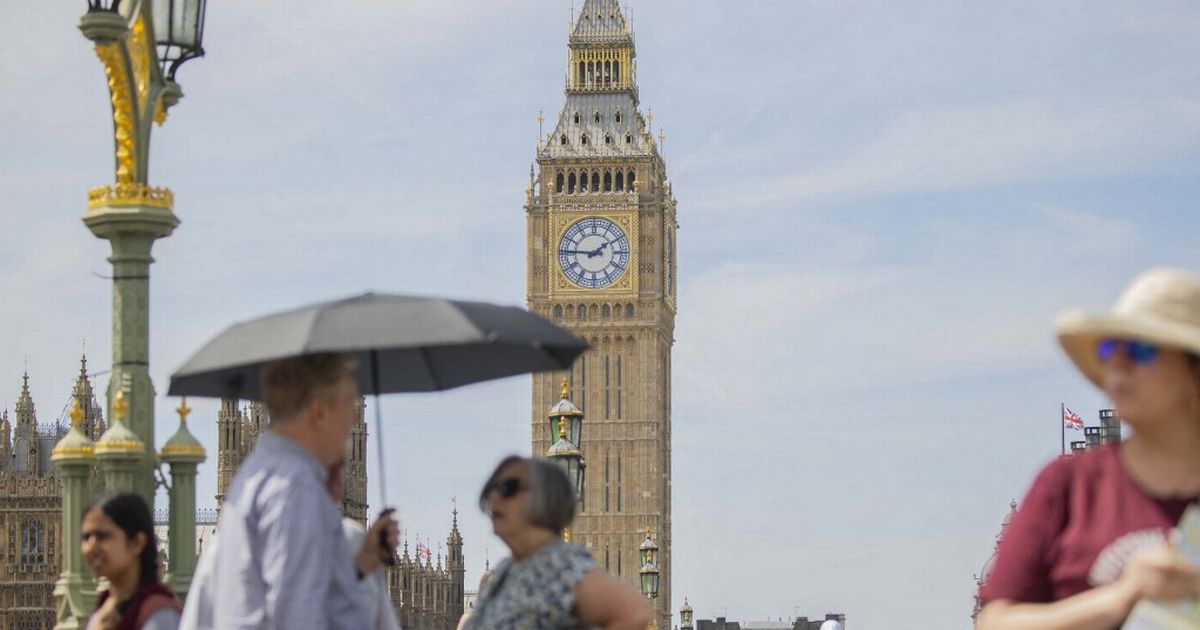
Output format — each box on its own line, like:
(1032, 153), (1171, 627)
(558, 217), (631, 289)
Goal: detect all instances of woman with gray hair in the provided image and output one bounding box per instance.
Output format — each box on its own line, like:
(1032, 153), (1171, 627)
(460, 455), (650, 630)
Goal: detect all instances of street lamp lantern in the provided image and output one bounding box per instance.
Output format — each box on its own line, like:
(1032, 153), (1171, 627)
(549, 378), (584, 448)
(680, 598), (694, 630)
(546, 422), (586, 503)
(639, 557), (660, 599)
(639, 528), (659, 566)
(153, 0), (207, 80)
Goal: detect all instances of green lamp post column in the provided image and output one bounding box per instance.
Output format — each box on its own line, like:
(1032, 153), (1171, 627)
(77, 0), (207, 503)
(51, 400), (99, 630)
(160, 398), (206, 599)
(95, 391), (146, 491)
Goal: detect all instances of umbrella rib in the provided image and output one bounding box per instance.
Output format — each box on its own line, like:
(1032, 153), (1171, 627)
(419, 347), (442, 390)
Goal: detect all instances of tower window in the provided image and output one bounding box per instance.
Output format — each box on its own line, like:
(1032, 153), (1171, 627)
(616, 355), (623, 418)
(615, 110), (622, 123)
(578, 304), (587, 320)
(581, 134), (589, 146)
(555, 173), (564, 193)
(625, 133), (632, 145)
(604, 134), (613, 145)
(20, 520), (45, 565)
(553, 305), (563, 319)
(626, 303), (634, 318)
(568, 172), (576, 194)
(573, 112), (580, 124)
(616, 171), (624, 191)
(603, 171), (612, 191)
(595, 111), (601, 123)
(591, 172), (600, 192)
(561, 135), (568, 145)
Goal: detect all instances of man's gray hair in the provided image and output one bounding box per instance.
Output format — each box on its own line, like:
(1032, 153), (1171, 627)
(479, 455), (577, 534)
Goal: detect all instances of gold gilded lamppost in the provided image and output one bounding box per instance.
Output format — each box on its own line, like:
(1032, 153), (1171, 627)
(680, 598), (694, 630)
(50, 401), (98, 629)
(547, 379), (586, 542)
(639, 529), (661, 630)
(77, 0), (207, 502)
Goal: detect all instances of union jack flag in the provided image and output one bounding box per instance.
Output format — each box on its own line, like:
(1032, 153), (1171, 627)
(416, 543), (431, 563)
(1063, 407), (1084, 430)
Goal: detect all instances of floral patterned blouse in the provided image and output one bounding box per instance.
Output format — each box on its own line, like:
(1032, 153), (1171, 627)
(466, 541), (596, 630)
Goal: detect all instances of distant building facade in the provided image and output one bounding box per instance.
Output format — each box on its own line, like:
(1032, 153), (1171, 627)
(696, 615), (846, 630)
(0, 359), (101, 630)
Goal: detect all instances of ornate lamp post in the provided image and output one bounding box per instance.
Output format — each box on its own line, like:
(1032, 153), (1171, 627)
(639, 529), (661, 630)
(680, 598), (693, 630)
(547, 379), (586, 541)
(77, 0), (207, 502)
(51, 401), (98, 629)
(160, 398), (207, 598)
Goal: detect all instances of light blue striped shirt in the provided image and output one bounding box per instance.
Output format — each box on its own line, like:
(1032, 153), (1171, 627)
(195, 431), (366, 630)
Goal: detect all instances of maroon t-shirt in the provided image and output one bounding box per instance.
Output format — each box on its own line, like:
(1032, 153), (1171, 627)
(980, 445), (1197, 604)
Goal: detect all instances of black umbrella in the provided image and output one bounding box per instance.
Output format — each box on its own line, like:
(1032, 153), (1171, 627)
(168, 293), (587, 508)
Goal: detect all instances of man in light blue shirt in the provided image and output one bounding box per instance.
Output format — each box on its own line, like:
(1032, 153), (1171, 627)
(181, 353), (384, 630)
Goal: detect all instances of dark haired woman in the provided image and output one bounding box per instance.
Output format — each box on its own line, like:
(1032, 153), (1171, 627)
(82, 491), (181, 630)
(461, 455), (650, 630)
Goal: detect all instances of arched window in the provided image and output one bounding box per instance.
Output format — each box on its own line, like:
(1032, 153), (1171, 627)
(578, 61), (585, 87)
(602, 304), (611, 319)
(625, 303), (634, 318)
(568, 172), (576, 194)
(553, 305), (563, 319)
(577, 305), (587, 320)
(603, 171), (612, 191)
(589, 304), (599, 318)
(587, 62), (594, 87)
(604, 134), (613, 145)
(20, 520), (45, 565)
(594, 111), (601, 124)
(591, 172), (600, 192)
(581, 134), (589, 146)
(627, 170), (636, 191)
(625, 133), (632, 145)
(616, 171), (624, 191)
(614, 61), (621, 84)
(615, 110), (622, 123)
(604, 61), (612, 85)
(573, 111), (580, 124)
(560, 134), (568, 146)
(555, 173), (564, 193)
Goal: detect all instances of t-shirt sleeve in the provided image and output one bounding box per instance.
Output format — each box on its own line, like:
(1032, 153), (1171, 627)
(141, 607), (182, 630)
(979, 458), (1073, 604)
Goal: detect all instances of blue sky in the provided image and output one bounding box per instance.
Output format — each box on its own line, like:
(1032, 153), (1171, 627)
(3, 1), (1200, 628)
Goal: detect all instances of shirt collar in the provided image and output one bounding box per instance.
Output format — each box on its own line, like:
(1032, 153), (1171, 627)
(259, 430), (328, 484)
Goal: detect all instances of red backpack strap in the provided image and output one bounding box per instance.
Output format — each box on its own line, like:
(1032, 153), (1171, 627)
(132, 591), (182, 629)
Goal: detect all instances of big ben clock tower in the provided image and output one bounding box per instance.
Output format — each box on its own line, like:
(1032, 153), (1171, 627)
(526, 1), (677, 626)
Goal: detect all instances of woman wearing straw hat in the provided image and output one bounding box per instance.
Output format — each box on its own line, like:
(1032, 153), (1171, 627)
(977, 268), (1200, 629)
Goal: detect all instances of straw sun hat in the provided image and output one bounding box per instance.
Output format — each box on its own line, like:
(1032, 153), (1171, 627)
(1056, 267), (1200, 388)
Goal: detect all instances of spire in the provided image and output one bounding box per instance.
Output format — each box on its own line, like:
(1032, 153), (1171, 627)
(572, 0), (631, 41)
(71, 352), (104, 439)
(14, 372), (36, 428)
(0, 408), (10, 455)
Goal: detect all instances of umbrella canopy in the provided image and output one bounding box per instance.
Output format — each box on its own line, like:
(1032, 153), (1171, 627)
(168, 293), (587, 400)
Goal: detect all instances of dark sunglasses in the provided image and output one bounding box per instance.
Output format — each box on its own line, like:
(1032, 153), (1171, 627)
(1096, 338), (1160, 365)
(486, 477), (528, 499)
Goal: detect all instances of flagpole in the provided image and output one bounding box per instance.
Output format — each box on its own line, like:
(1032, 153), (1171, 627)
(1061, 402), (1066, 456)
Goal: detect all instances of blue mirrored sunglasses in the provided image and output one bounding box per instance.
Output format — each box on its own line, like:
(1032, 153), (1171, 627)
(1096, 338), (1160, 365)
